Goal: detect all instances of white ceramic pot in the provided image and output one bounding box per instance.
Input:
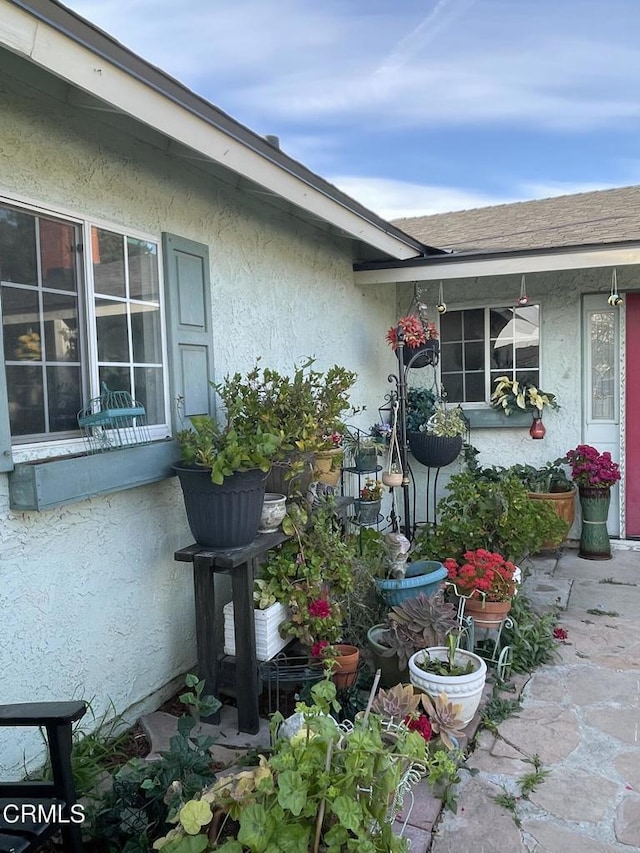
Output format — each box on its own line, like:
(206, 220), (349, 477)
(259, 493), (287, 533)
(408, 646), (487, 725)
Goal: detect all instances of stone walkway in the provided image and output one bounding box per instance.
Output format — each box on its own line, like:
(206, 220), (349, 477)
(428, 544), (640, 852)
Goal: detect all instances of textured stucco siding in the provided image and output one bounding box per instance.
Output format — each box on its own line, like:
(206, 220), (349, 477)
(0, 65), (397, 773)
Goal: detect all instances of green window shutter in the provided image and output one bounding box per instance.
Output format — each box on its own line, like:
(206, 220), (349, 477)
(0, 300), (14, 472)
(162, 233), (216, 432)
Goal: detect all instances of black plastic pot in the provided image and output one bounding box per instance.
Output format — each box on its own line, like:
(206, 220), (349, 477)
(403, 339), (439, 369)
(408, 432), (462, 468)
(173, 464), (267, 548)
(266, 451), (315, 497)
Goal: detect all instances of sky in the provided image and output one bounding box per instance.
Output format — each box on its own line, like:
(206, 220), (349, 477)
(62, 0), (640, 220)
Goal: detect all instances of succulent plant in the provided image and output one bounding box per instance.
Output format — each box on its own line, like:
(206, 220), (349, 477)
(370, 683), (421, 722)
(389, 591), (458, 648)
(420, 691), (466, 750)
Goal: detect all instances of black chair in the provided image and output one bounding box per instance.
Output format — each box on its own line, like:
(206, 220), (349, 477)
(0, 702), (86, 853)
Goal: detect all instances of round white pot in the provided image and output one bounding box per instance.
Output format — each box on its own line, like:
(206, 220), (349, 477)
(408, 646), (487, 725)
(259, 493), (287, 533)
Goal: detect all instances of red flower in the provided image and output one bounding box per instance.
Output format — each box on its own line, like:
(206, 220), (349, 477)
(445, 549), (517, 602)
(553, 627), (568, 640)
(386, 314), (439, 351)
(311, 640), (329, 657)
(405, 713), (432, 742)
(308, 599), (331, 618)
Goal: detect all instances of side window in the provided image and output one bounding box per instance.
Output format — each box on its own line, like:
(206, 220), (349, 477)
(0, 202), (166, 444)
(440, 305), (540, 403)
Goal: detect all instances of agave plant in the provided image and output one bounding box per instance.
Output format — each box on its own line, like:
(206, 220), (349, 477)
(420, 691), (466, 750)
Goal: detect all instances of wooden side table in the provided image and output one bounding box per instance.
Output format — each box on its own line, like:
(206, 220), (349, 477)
(174, 530), (290, 734)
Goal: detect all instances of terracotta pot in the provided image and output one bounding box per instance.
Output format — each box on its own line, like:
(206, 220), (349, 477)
(527, 487), (577, 548)
(314, 447), (342, 474)
(464, 597), (512, 630)
(382, 470), (403, 487)
(331, 644), (360, 688)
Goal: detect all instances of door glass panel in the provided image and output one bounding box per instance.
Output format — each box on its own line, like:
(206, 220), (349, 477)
(590, 311), (615, 420)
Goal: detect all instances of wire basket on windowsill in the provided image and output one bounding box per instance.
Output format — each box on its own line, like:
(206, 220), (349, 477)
(78, 383), (151, 453)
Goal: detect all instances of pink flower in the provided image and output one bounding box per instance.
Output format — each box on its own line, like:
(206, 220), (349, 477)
(311, 640), (329, 658)
(308, 599), (331, 618)
(553, 627), (568, 640)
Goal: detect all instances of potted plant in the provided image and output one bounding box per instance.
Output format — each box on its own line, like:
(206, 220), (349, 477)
(224, 358), (358, 496)
(173, 376), (282, 547)
(511, 458), (577, 545)
(412, 471), (568, 565)
(223, 579), (291, 662)
(386, 312), (440, 368)
(408, 633), (488, 725)
(490, 375), (558, 438)
(367, 590), (458, 687)
(443, 549), (519, 629)
(566, 444), (621, 560)
(354, 478), (384, 525)
(343, 431), (383, 473)
(408, 403), (467, 469)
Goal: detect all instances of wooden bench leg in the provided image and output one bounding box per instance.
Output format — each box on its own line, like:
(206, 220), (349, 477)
(47, 722), (84, 853)
(193, 555), (220, 724)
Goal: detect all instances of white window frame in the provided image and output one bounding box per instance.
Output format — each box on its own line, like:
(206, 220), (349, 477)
(0, 193), (171, 462)
(439, 302), (542, 408)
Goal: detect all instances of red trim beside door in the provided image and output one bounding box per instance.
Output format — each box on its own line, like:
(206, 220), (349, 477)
(625, 294), (640, 536)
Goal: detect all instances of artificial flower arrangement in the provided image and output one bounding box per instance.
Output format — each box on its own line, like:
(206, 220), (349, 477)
(566, 444), (620, 490)
(370, 421), (393, 444)
(386, 314), (439, 352)
(443, 549), (518, 602)
(490, 376), (558, 416)
(360, 479), (384, 502)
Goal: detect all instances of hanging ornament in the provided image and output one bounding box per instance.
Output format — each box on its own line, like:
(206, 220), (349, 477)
(517, 274), (529, 306)
(436, 280), (447, 314)
(608, 268), (623, 306)
(529, 415), (546, 440)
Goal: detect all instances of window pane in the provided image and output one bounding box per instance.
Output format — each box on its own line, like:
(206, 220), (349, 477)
(43, 292), (79, 362)
(463, 309), (484, 340)
(442, 372), (463, 401)
(0, 206), (37, 285)
(490, 308), (512, 339)
(441, 341), (462, 371)
(515, 345), (539, 369)
(135, 367), (164, 424)
(96, 299), (129, 362)
(128, 238), (159, 300)
(99, 365), (131, 395)
(6, 364), (44, 435)
(516, 370), (539, 386)
(464, 341), (484, 370)
(48, 366), (82, 432)
(92, 227), (125, 297)
(590, 311), (615, 420)
(466, 373), (486, 402)
(131, 304), (161, 363)
(439, 311), (462, 340)
(40, 219), (77, 292)
(2, 286), (41, 361)
(491, 341), (513, 370)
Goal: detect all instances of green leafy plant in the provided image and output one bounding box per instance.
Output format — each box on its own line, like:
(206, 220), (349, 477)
(490, 376), (558, 416)
(500, 591), (560, 673)
(413, 471), (568, 564)
(88, 675), (221, 853)
(154, 679), (431, 853)
(426, 405), (467, 438)
(405, 387), (438, 432)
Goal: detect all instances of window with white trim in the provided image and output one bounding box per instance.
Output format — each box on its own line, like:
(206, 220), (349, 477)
(439, 305), (540, 404)
(0, 201), (166, 443)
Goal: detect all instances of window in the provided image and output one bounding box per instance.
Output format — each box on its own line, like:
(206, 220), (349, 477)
(0, 202), (166, 443)
(439, 305), (540, 404)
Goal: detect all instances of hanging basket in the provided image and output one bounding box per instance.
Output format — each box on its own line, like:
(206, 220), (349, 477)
(408, 432), (462, 468)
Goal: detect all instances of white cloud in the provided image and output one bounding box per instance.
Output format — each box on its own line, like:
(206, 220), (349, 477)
(328, 176), (517, 219)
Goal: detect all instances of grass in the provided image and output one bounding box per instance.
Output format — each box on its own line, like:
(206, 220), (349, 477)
(586, 608), (620, 617)
(599, 577), (637, 587)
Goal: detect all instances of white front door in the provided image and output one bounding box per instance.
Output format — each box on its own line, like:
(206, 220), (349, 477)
(582, 294), (621, 536)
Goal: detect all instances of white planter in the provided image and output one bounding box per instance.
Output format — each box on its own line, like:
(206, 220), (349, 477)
(223, 601), (291, 662)
(408, 646), (487, 725)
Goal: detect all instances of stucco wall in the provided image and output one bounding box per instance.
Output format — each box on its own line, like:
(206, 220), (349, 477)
(0, 64), (397, 773)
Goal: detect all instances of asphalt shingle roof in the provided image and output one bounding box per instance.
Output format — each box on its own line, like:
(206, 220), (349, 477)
(392, 185), (640, 254)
